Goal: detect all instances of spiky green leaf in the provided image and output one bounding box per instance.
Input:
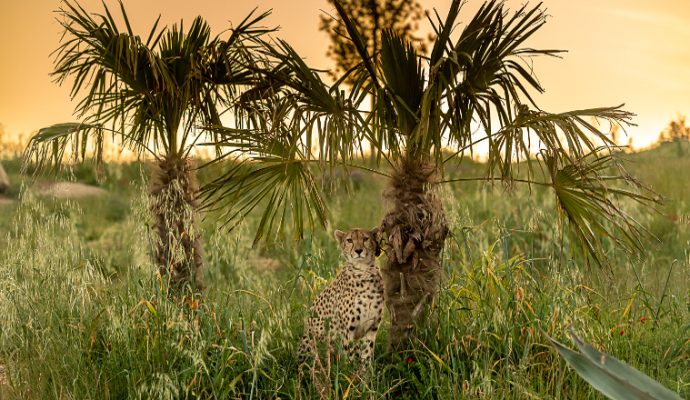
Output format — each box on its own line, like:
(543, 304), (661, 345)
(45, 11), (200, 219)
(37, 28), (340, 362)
(546, 332), (683, 400)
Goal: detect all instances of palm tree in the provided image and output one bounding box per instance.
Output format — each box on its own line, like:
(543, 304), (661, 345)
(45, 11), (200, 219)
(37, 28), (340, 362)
(24, 1), (272, 292)
(204, 0), (658, 350)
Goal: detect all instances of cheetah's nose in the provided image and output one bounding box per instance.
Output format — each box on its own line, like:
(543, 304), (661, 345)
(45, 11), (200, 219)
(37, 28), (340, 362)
(355, 249), (363, 255)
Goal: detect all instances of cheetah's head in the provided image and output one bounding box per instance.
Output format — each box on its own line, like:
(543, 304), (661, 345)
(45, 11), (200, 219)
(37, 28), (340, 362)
(334, 228), (381, 263)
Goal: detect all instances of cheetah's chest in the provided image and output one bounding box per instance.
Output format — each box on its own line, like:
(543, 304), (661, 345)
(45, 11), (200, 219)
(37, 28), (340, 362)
(335, 267), (384, 339)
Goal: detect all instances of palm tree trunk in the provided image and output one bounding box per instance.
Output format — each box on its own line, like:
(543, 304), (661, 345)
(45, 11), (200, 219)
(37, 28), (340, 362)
(0, 161), (10, 194)
(379, 157), (448, 350)
(149, 155), (204, 291)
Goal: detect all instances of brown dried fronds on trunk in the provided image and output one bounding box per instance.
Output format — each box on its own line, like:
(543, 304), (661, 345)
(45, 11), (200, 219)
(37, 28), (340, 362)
(380, 158), (449, 350)
(149, 156), (204, 292)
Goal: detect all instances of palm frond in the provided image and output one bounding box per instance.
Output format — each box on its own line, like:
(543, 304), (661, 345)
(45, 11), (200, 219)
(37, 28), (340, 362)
(53, 0), (176, 154)
(434, 0), (561, 151)
(442, 147), (659, 265)
(199, 124), (328, 245)
(379, 30), (425, 136)
(428, 0), (462, 67)
(245, 38), (372, 167)
(331, 0), (380, 88)
(22, 123), (106, 173)
(544, 149), (660, 265)
(484, 105), (633, 182)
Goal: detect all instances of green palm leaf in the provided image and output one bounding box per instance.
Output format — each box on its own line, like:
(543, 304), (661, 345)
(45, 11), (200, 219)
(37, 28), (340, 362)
(247, 38), (372, 167)
(484, 105), (633, 181)
(379, 30), (424, 137)
(23, 123), (105, 172)
(200, 124), (328, 245)
(330, 0), (380, 87)
(545, 149), (659, 265)
(438, 1), (561, 149)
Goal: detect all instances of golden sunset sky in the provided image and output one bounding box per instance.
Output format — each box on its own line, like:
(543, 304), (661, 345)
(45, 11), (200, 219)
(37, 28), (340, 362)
(1, 0), (689, 149)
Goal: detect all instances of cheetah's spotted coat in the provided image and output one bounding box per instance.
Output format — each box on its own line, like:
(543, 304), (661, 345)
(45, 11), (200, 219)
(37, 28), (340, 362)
(298, 228), (384, 365)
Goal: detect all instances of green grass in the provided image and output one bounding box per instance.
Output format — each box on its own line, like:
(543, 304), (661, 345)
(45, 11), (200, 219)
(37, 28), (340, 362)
(0, 144), (688, 399)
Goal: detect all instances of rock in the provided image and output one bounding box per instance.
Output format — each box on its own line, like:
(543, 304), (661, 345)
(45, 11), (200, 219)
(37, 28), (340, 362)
(40, 182), (107, 199)
(0, 162), (9, 194)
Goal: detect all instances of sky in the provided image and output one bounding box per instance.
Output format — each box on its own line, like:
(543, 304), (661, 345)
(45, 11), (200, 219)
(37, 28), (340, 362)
(0, 0), (689, 149)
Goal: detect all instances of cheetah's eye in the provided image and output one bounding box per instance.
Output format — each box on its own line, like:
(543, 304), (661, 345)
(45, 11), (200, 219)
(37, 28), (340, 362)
(363, 237), (369, 242)
(346, 238), (353, 243)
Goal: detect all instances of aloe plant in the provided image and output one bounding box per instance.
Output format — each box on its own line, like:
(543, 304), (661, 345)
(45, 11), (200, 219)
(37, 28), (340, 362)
(546, 331), (683, 400)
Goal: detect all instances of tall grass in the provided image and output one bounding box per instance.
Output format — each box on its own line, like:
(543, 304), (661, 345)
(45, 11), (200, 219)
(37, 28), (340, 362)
(0, 144), (688, 398)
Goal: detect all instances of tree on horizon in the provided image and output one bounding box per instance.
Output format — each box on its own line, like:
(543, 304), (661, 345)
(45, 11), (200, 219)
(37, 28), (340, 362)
(319, 0), (431, 83)
(659, 114), (690, 142)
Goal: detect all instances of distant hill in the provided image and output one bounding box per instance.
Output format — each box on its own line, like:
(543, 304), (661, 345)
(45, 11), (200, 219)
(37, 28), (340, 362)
(623, 140), (690, 211)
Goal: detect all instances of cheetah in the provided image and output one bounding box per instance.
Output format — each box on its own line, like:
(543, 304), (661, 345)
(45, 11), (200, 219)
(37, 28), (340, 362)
(298, 228), (384, 367)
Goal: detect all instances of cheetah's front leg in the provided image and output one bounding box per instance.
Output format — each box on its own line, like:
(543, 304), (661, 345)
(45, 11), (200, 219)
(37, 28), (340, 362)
(359, 330), (377, 364)
(343, 328), (358, 360)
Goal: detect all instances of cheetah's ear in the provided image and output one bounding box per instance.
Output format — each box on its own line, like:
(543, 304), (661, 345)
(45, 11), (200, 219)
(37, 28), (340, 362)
(334, 230), (346, 244)
(370, 227), (381, 257)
